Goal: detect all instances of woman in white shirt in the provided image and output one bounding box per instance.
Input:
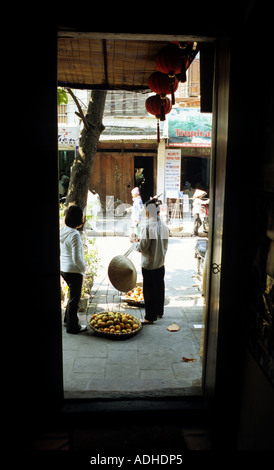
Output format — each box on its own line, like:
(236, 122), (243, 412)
(60, 205), (87, 334)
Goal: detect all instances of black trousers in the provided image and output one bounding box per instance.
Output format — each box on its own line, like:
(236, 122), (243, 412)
(193, 213), (202, 236)
(61, 271), (83, 333)
(142, 265), (165, 322)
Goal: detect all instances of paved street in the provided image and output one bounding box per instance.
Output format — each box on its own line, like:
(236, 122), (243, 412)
(62, 234), (206, 399)
(85, 208), (196, 238)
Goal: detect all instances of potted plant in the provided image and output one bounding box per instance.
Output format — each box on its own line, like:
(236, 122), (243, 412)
(78, 238), (101, 311)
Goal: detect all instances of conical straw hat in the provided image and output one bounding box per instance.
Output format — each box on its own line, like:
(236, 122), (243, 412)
(108, 255), (137, 292)
(193, 189), (207, 199)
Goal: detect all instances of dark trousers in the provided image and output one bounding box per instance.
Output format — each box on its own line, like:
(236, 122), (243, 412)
(142, 265), (165, 322)
(193, 213), (202, 236)
(61, 271), (83, 333)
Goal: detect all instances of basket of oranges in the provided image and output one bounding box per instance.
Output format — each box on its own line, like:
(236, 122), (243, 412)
(122, 283), (145, 306)
(89, 311), (142, 339)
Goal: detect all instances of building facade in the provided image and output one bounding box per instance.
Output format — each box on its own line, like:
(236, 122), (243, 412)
(58, 55), (212, 207)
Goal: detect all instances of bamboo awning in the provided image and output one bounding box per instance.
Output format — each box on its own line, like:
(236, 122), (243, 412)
(57, 32), (200, 91)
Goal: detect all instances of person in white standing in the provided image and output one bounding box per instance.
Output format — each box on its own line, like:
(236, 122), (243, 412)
(133, 196), (169, 324)
(60, 205), (87, 334)
(131, 187), (143, 238)
(192, 189), (210, 237)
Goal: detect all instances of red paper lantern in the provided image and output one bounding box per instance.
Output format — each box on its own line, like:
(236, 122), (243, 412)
(155, 43), (189, 83)
(145, 94), (172, 120)
(148, 71), (179, 105)
(145, 94), (172, 142)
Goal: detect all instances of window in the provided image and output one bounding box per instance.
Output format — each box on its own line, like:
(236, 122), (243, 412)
(104, 90), (150, 116)
(58, 104), (67, 123)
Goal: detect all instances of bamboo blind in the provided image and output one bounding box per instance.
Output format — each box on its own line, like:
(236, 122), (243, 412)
(58, 38), (169, 90)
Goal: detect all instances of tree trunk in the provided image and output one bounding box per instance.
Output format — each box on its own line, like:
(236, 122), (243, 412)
(66, 90), (107, 210)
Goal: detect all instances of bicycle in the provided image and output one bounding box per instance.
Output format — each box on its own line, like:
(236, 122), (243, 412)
(102, 196), (128, 218)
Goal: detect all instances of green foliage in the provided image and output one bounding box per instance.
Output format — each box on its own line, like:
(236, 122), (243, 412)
(84, 238), (101, 278)
(57, 88), (68, 105)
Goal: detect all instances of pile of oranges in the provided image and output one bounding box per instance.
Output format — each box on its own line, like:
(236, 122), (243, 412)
(125, 286), (144, 303)
(89, 312), (141, 336)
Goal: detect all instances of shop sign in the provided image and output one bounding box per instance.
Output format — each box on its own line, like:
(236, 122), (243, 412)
(58, 126), (79, 146)
(165, 149), (181, 193)
(168, 108), (212, 147)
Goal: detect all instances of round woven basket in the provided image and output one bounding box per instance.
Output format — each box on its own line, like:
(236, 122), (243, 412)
(121, 282), (145, 306)
(89, 311), (142, 340)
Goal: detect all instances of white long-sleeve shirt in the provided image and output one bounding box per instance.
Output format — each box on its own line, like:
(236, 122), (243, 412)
(135, 217), (169, 270)
(60, 225), (86, 274)
(131, 196), (143, 223)
(192, 198), (210, 215)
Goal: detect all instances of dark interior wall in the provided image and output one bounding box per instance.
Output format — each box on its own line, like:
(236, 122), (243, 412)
(233, 19), (274, 446)
(18, 25), (63, 443)
(238, 351), (274, 449)
(211, 5), (274, 449)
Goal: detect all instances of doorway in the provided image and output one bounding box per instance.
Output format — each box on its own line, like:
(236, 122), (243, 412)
(181, 156), (210, 192)
(58, 150), (75, 178)
(58, 35), (230, 404)
(134, 155), (154, 202)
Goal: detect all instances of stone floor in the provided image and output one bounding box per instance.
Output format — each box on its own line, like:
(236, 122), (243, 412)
(62, 236), (206, 399)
